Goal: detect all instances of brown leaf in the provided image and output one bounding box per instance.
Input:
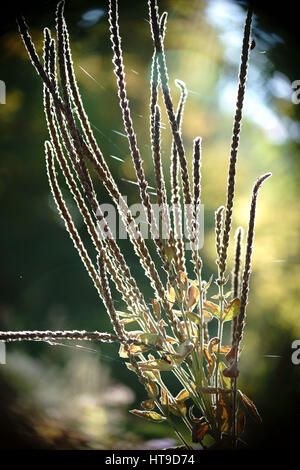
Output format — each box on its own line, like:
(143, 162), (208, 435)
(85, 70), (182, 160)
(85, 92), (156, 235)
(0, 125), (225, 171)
(225, 345), (237, 362)
(196, 386), (232, 394)
(188, 405), (202, 423)
(141, 399), (155, 410)
(175, 389), (189, 402)
(238, 390), (262, 423)
(216, 393), (231, 432)
(138, 358), (174, 372)
(170, 401), (186, 417)
(186, 285), (199, 311)
(165, 335), (177, 345)
(166, 284), (176, 304)
(178, 271), (188, 291)
(152, 299), (161, 320)
(212, 345), (231, 355)
(223, 360), (239, 378)
(129, 343), (151, 355)
(192, 422), (209, 443)
(203, 301), (219, 316)
(146, 379), (159, 398)
(208, 337), (220, 355)
(203, 346), (215, 379)
(160, 388), (169, 407)
(237, 409), (246, 436)
(129, 409), (166, 422)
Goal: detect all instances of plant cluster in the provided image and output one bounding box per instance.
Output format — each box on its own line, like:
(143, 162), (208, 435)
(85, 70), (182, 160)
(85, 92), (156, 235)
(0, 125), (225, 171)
(0, 0), (271, 449)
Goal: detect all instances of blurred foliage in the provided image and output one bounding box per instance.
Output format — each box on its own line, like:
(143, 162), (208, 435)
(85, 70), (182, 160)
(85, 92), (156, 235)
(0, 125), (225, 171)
(0, 0), (299, 448)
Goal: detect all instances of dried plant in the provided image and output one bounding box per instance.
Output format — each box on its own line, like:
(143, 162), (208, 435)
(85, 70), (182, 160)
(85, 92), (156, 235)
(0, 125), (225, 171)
(1, 0), (272, 449)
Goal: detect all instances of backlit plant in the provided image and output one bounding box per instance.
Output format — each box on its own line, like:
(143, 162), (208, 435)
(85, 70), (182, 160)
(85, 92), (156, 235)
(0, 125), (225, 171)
(0, 0), (271, 449)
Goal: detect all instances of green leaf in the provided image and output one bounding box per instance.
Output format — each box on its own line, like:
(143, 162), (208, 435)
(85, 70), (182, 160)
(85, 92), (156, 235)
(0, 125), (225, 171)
(222, 298), (241, 322)
(137, 332), (162, 345)
(204, 274), (214, 291)
(187, 310), (213, 324)
(224, 291), (232, 298)
(129, 409), (166, 422)
(116, 311), (139, 318)
(219, 362), (232, 389)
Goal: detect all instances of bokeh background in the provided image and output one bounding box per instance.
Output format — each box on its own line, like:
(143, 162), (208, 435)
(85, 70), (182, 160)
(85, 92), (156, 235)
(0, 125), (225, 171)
(0, 0), (300, 449)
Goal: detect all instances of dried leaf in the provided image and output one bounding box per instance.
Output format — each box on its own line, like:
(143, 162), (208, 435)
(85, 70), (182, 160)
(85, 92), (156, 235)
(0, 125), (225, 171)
(170, 401), (186, 417)
(216, 393), (231, 432)
(188, 405), (202, 423)
(173, 340), (194, 361)
(146, 379), (159, 398)
(152, 299), (161, 320)
(223, 360), (239, 378)
(237, 409), (246, 436)
(172, 309), (182, 317)
(127, 333), (163, 355)
(204, 274), (214, 290)
(117, 311), (139, 318)
(225, 345), (237, 362)
(160, 388), (169, 407)
(211, 345), (231, 355)
(120, 317), (137, 325)
(127, 330), (144, 338)
(138, 358), (174, 372)
(223, 298), (241, 322)
(165, 335), (177, 345)
(179, 320), (198, 341)
(125, 363), (156, 381)
(166, 284), (176, 304)
(175, 389), (189, 402)
(203, 347), (215, 379)
(129, 343), (151, 355)
(141, 399), (155, 410)
(203, 301), (220, 316)
(129, 409), (166, 422)
(119, 343), (128, 358)
(238, 390), (262, 423)
(196, 386), (232, 394)
(192, 422), (209, 443)
(186, 285), (199, 311)
(178, 271), (188, 291)
(208, 337), (220, 355)
(187, 310), (213, 324)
